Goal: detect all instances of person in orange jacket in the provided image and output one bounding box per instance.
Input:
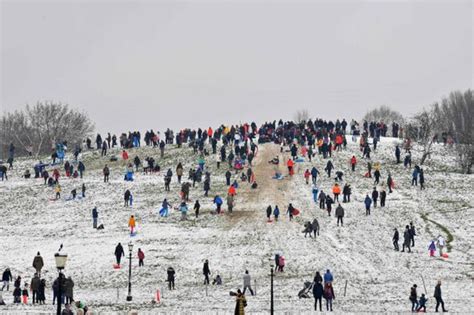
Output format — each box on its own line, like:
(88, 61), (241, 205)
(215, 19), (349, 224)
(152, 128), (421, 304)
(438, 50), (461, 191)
(287, 159), (295, 176)
(350, 155), (357, 171)
(128, 215), (136, 234)
(332, 183), (341, 202)
(304, 169), (311, 184)
(228, 185), (236, 196)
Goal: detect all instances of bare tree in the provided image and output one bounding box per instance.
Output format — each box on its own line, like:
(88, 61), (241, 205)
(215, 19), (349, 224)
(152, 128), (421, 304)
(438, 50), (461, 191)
(363, 105), (404, 125)
(294, 109), (310, 123)
(405, 109), (438, 165)
(437, 90), (473, 173)
(0, 102), (95, 158)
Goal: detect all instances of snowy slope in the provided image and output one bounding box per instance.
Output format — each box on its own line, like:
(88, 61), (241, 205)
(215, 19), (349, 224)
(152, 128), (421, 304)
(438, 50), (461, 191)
(0, 137), (472, 314)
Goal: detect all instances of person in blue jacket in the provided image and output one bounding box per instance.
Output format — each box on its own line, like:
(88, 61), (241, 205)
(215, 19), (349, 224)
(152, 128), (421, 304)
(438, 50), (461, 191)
(160, 199), (172, 217)
(412, 165), (420, 186)
(323, 269), (333, 284)
(179, 202), (188, 220)
(364, 194), (372, 215)
(214, 195), (223, 214)
(273, 206), (280, 221)
(311, 167), (319, 184)
(312, 184), (319, 203)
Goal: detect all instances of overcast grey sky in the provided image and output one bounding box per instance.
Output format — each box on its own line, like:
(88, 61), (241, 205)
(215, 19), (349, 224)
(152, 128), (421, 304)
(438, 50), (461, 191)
(1, 0), (472, 134)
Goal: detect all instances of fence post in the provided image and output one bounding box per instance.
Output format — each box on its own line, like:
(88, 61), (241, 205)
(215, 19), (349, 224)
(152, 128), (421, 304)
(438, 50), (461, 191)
(344, 280), (348, 297)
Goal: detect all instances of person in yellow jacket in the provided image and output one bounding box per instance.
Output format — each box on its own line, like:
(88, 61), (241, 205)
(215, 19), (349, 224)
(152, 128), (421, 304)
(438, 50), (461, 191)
(55, 184), (61, 200)
(128, 215), (136, 234)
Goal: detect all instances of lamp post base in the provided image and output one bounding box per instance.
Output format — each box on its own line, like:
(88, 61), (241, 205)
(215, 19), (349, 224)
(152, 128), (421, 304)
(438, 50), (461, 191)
(126, 295), (133, 302)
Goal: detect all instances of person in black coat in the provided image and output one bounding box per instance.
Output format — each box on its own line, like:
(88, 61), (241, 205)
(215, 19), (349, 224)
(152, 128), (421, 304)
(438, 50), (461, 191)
(124, 190), (131, 207)
(225, 170), (232, 186)
(380, 188), (386, 207)
(402, 226), (411, 253)
(371, 187), (379, 208)
(392, 228), (399, 251)
(194, 200), (201, 218)
(114, 243), (124, 265)
(167, 267), (175, 290)
(203, 260), (211, 285)
(1, 268), (12, 291)
(434, 281), (447, 312)
(266, 206), (272, 220)
(312, 281), (324, 311)
(409, 222), (416, 247)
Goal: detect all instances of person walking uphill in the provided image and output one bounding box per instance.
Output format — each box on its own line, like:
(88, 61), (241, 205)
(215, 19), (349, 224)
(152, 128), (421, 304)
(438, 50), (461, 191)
(32, 252), (44, 276)
(335, 203), (344, 227)
(410, 284), (418, 312)
(137, 248), (145, 267)
(203, 260), (211, 285)
(402, 225), (411, 253)
(242, 270), (254, 296)
(434, 280), (447, 312)
(167, 267), (176, 290)
(114, 243), (125, 266)
(323, 282), (335, 312)
(313, 280), (324, 311)
(124, 190), (131, 207)
(364, 194), (372, 215)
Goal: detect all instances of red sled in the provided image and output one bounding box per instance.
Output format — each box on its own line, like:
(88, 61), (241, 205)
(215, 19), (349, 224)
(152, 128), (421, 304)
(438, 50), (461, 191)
(442, 253), (449, 258)
(364, 172), (370, 178)
(267, 219), (273, 223)
(113, 264), (121, 269)
(292, 209), (300, 216)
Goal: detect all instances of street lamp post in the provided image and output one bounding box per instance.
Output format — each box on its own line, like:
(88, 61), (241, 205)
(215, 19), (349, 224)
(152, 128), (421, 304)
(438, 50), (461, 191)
(54, 253), (68, 315)
(270, 264), (274, 315)
(126, 242), (133, 301)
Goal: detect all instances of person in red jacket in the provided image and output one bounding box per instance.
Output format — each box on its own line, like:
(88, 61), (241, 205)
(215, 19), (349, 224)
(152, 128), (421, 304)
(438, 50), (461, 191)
(350, 155), (357, 171)
(137, 248), (145, 267)
(122, 150), (129, 160)
(304, 169), (311, 184)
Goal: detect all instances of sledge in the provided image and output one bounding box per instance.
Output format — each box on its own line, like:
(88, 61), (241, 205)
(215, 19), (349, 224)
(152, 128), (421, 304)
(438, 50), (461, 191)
(292, 208), (301, 216)
(272, 174), (284, 180)
(295, 157), (305, 163)
(130, 231), (138, 237)
(113, 264), (121, 269)
(267, 219), (273, 223)
(442, 253), (449, 258)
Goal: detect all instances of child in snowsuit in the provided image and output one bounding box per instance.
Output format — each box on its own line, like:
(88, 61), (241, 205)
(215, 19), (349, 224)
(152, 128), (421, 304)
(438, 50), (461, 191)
(22, 284), (29, 304)
(428, 240), (436, 257)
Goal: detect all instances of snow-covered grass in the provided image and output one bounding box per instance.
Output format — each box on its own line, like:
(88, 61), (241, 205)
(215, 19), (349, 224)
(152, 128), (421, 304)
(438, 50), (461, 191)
(0, 137), (472, 314)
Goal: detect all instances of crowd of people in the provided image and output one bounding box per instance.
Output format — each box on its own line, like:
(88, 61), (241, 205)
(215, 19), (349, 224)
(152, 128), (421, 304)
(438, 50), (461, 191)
(0, 116), (453, 313)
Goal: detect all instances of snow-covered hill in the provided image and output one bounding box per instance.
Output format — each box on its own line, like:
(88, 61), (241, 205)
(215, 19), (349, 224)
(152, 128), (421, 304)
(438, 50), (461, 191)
(0, 136), (472, 314)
